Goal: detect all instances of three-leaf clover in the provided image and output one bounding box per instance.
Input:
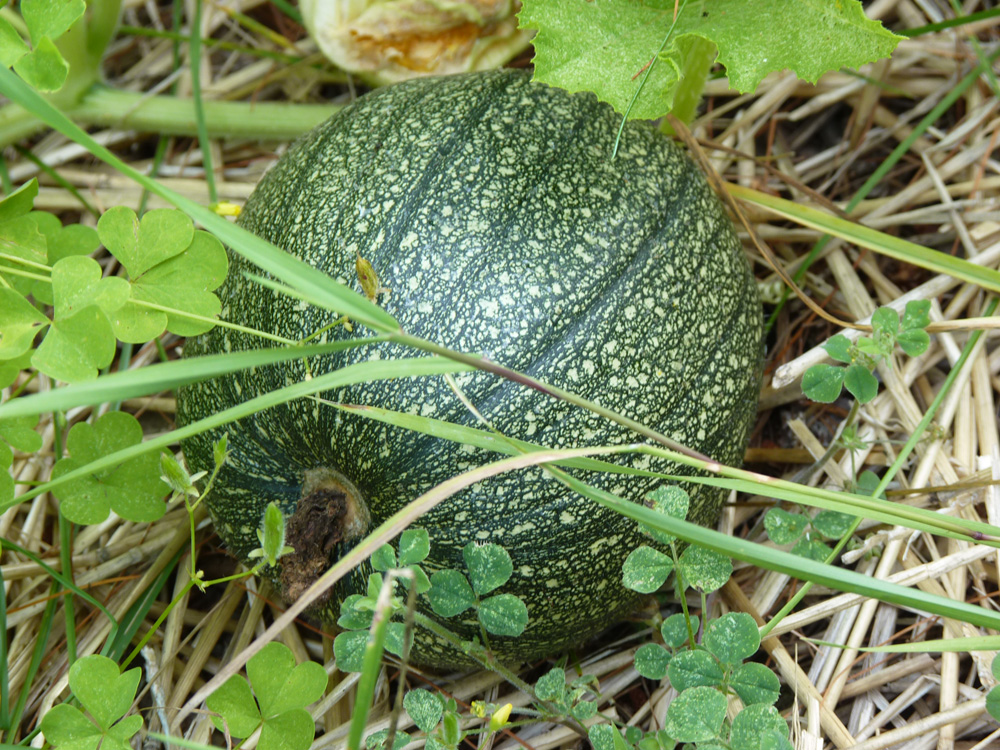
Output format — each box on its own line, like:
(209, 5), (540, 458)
(1, 0), (86, 92)
(426, 542), (528, 638)
(40, 655), (143, 750)
(50, 411), (169, 524)
(803, 300), (931, 404)
(97, 207), (228, 343)
(334, 529), (432, 671)
(206, 642), (327, 750)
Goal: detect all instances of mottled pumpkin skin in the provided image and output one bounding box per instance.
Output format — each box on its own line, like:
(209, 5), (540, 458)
(177, 70), (763, 668)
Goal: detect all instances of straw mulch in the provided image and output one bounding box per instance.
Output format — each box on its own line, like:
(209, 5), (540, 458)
(4, 1), (1000, 748)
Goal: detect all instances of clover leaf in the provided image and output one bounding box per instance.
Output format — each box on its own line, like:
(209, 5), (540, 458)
(50, 411), (169, 524)
(0, 287), (47, 359)
(207, 642), (327, 750)
(463, 541), (512, 596)
(97, 208), (227, 343)
(40, 654), (143, 750)
(31, 304), (115, 382)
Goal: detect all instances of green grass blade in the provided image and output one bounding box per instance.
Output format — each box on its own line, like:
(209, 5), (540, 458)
(0, 338), (385, 418)
(2, 357), (471, 512)
(188, 0), (216, 204)
(856, 635), (1000, 653)
(347, 583), (394, 750)
(667, 473), (1000, 543)
(729, 183), (1000, 295)
(0, 65), (399, 333)
(0, 563), (7, 729)
(556, 472), (1000, 631)
(327, 402), (661, 476)
(105, 549), (182, 661)
(326, 402), (1000, 543)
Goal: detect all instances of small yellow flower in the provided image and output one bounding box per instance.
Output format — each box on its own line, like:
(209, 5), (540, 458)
(210, 201), (242, 217)
(489, 703), (513, 732)
(470, 701), (487, 719)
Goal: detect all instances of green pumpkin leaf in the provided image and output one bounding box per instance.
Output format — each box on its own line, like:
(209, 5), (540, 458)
(703, 612), (760, 665)
(51, 256), (129, 319)
(534, 667), (566, 701)
(822, 334), (852, 364)
(403, 689), (443, 734)
(427, 569), (476, 618)
(12, 36), (68, 92)
(463, 542), (513, 595)
(41, 655), (143, 750)
(334, 630), (368, 672)
(398, 528), (430, 565)
(661, 613), (697, 648)
(50, 411), (168, 524)
(729, 662), (780, 706)
(478, 594), (528, 637)
(728, 704), (788, 750)
(763, 507), (808, 545)
(666, 649), (724, 692)
(677, 545), (731, 593)
(843, 363), (879, 404)
(31, 305), (115, 383)
(634, 643), (670, 680)
(801, 363), (845, 403)
(21, 0), (86, 45)
(0, 287), (48, 360)
(622, 545), (673, 593)
(664, 685), (726, 743)
(520, 0), (900, 120)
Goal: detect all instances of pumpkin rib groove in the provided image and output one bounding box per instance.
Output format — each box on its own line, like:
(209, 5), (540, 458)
(356, 75), (515, 254)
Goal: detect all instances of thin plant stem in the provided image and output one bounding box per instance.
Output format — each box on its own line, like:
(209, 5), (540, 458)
(188, 0), (216, 204)
(760, 295), (1000, 638)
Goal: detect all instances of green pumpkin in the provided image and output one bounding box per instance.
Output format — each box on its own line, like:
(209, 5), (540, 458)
(177, 69), (764, 668)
